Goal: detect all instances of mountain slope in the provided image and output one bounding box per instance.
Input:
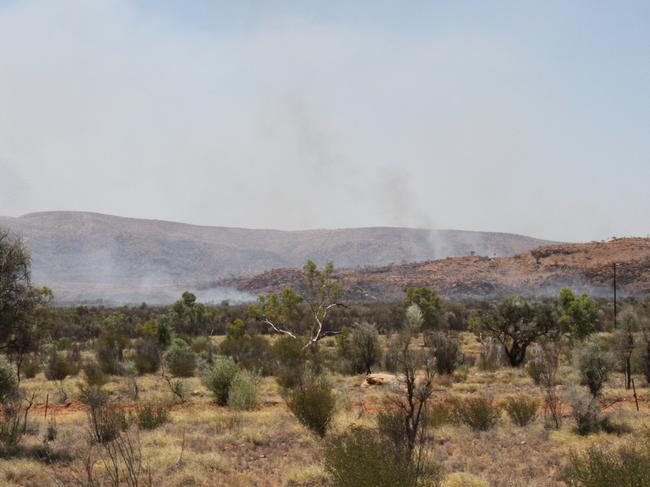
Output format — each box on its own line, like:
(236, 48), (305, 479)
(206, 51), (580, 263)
(0, 211), (553, 303)
(220, 238), (650, 301)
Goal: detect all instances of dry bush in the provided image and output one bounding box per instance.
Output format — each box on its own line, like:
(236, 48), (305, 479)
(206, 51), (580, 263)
(502, 395), (538, 427)
(565, 433), (650, 487)
(286, 376), (335, 437)
(451, 396), (501, 431)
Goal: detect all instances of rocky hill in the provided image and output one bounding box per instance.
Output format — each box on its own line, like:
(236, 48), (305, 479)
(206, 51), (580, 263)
(220, 238), (650, 301)
(0, 211), (552, 303)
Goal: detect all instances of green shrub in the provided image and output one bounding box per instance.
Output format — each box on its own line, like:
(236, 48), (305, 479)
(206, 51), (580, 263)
(502, 395), (538, 426)
(325, 427), (427, 487)
(203, 356), (239, 406)
(565, 434), (650, 486)
(273, 336), (307, 389)
(45, 350), (78, 382)
(0, 357), (18, 404)
(227, 372), (258, 411)
(574, 338), (614, 396)
(21, 355), (41, 379)
(134, 338), (161, 374)
(164, 339), (197, 377)
(82, 361), (107, 387)
(451, 396), (501, 431)
(135, 401), (170, 430)
(425, 332), (461, 375)
(350, 322), (382, 374)
(286, 376), (335, 437)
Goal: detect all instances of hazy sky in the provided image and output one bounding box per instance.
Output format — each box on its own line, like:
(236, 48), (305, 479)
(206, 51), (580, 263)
(0, 0), (648, 242)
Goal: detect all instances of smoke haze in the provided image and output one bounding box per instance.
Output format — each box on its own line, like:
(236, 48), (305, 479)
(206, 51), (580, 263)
(0, 1), (648, 242)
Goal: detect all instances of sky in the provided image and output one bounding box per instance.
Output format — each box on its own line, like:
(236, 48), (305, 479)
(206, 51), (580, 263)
(0, 0), (648, 242)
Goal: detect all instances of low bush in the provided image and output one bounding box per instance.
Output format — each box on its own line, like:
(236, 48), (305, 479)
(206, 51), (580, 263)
(133, 338), (161, 374)
(502, 395), (538, 426)
(565, 434), (650, 486)
(477, 339), (505, 371)
(135, 401), (170, 430)
(45, 350), (78, 382)
(164, 339), (197, 377)
(325, 426), (425, 487)
(286, 376), (336, 437)
(21, 355), (41, 379)
(227, 371), (258, 411)
(574, 338), (614, 396)
(273, 336), (307, 389)
(451, 396), (501, 431)
(425, 332), (461, 375)
(203, 356), (239, 406)
(82, 361), (107, 387)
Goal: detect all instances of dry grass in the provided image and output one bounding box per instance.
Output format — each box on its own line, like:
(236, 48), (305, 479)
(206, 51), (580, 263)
(0, 332), (648, 486)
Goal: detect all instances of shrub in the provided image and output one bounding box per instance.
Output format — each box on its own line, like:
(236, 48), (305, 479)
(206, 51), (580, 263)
(502, 395), (538, 426)
(574, 338), (614, 396)
(451, 396), (501, 431)
(350, 322), (382, 374)
(21, 355), (41, 379)
(286, 376), (336, 437)
(273, 336), (307, 389)
(45, 350), (78, 382)
(565, 434), (650, 486)
(133, 338), (161, 374)
(203, 356), (239, 406)
(477, 338), (506, 371)
(0, 357), (18, 404)
(227, 371), (258, 411)
(164, 339), (197, 377)
(425, 332), (461, 375)
(325, 426), (427, 487)
(82, 361), (107, 387)
(135, 401), (170, 430)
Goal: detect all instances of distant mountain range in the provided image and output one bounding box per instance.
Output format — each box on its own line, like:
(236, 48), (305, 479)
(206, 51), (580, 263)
(0, 211), (553, 304)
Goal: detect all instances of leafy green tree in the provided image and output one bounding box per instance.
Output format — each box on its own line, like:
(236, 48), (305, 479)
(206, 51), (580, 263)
(251, 261), (344, 348)
(470, 296), (560, 367)
(558, 288), (600, 340)
(0, 229), (52, 380)
(402, 287), (442, 330)
(168, 291), (209, 335)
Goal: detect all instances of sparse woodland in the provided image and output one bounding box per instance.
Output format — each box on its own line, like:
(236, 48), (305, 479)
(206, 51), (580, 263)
(1, 231), (650, 486)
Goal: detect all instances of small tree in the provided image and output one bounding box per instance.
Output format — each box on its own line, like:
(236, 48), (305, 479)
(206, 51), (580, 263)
(350, 322), (382, 374)
(470, 296), (559, 367)
(388, 304), (436, 454)
(251, 261), (344, 348)
(403, 287), (442, 331)
(558, 288), (600, 340)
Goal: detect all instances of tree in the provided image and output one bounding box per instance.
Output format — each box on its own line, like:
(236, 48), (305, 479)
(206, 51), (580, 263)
(558, 288), (600, 340)
(388, 304), (435, 454)
(0, 229), (52, 380)
(168, 291), (209, 335)
(402, 287), (442, 330)
(251, 261), (344, 348)
(470, 296), (559, 367)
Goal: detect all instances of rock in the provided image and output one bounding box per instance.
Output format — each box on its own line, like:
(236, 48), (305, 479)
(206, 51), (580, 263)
(361, 373), (397, 388)
(191, 390), (204, 397)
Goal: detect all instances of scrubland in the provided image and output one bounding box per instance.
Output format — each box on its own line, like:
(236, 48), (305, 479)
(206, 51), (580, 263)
(0, 331), (648, 487)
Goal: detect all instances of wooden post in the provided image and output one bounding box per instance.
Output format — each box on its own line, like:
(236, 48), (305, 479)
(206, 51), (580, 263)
(44, 392), (49, 420)
(632, 378), (640, 412)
